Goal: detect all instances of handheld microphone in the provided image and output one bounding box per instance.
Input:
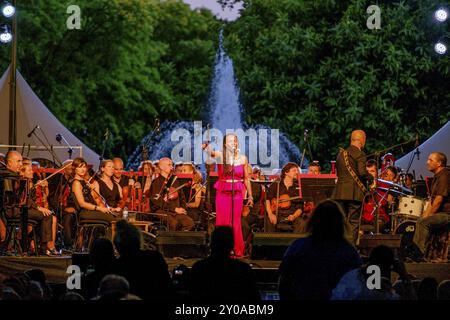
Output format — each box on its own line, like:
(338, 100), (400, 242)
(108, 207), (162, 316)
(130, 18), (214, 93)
(27, 125), (39, 138)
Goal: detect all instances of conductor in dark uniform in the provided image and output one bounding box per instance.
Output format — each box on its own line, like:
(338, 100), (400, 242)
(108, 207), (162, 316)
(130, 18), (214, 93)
(332, 130), (372, 245)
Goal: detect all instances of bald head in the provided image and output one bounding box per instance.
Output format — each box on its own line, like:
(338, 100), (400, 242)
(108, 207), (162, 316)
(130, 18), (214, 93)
(158, 157), (173, 176)
(6, 150), (23, 173)
(113, 157), (124, 179)
(351, 130), (366, 149)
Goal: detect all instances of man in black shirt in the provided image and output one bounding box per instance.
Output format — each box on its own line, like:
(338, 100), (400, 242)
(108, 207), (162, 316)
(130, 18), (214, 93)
(112, 158), (130, 188)
(149, 158), (194, 231)
(413, 152), (450, 258)
(265, 163), (303, 233)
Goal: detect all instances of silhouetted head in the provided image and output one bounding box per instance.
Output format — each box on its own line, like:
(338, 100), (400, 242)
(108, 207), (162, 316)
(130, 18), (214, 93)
(97, 274), (130, 300)
(90, 238), (115, 270)
(437, 280), (450, 300)
(418, 277), (438, 300)
(60, 291), (85, 301)
(310, 199), (347, 245)
(367, 245), (395, 278)
(210, 226), (234, 258)
(113, 220), (142, 256)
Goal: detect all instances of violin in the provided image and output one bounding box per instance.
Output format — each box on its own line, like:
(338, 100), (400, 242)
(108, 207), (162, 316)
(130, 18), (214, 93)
(158, 181), (192, 202)
(270, 195), (302, 212)
(34, 168), (49, 209)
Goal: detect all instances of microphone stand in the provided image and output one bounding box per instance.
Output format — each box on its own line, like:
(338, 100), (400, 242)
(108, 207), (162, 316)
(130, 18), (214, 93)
(99, 129), (110, 169)
(299, 130), (313, 171)
(56, 134), (74, 159)
(230, 148), (235, 252)
(29, 128), (62, 167)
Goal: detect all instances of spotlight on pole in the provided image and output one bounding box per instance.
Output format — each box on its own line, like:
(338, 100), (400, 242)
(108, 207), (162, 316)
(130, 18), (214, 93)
(434, 8), (448, 22)
(0, 24), (12, 43)
(434, 41), (447, 55)
(1, 2), (15, 18)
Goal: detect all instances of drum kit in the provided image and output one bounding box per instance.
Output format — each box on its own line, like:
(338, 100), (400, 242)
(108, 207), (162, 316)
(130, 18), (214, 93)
(371, 178), (430, 247)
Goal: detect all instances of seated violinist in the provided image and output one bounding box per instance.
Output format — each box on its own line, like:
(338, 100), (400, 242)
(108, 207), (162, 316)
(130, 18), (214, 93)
(182, 163), (205, 226)
(95, 159), (123, 213)
(265, 162), (303, 233)
(71, 157), (117, 225)
(149, 158), (194, 231)
(48, 159), (77, 250)
(3, 151), (55, 255)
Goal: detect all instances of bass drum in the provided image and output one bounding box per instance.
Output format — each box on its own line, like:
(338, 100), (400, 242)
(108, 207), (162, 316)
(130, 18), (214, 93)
(394, 220), (417, 258)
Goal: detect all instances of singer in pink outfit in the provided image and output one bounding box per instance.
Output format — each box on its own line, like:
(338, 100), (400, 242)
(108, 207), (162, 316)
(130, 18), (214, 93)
(202, 133), (253, 257)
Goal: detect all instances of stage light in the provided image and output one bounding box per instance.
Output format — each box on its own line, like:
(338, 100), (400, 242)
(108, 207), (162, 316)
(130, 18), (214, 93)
(1, 2), (15, 18)
(435, 8), (448, 22)
(434, 41), (447, 55)
(0, 24), (12, 43)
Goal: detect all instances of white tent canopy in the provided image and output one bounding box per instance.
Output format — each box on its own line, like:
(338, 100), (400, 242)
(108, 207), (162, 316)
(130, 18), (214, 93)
(0, 66), (100, 169)
(396, 121), (450, 179)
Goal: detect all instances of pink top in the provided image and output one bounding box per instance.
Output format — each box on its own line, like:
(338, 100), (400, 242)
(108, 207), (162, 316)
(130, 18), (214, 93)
(214, 164), (245, 192)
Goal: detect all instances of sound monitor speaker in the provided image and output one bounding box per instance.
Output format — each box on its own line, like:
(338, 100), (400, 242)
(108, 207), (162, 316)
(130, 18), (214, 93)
(251, 232), (303, 260)
(156, 231), (208, 258)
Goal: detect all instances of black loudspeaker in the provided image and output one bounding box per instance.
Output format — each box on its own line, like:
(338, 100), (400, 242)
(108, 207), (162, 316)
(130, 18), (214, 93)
(156, 231), (208, 258)
(251, 233), (303, 260)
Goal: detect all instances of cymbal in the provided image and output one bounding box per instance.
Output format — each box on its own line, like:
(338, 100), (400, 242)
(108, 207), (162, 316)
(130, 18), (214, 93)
(375, 178), (412, 194)
(375, 178), (401, 187)
(377, 187), (406, 195)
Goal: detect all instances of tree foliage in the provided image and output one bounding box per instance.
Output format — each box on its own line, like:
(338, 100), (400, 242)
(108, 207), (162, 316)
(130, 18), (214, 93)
(0, 0), (220, 160)
(224, 0), (450, 165)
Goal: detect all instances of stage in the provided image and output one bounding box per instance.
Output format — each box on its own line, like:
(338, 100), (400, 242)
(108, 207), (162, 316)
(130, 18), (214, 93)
(0, 255), (449, 286)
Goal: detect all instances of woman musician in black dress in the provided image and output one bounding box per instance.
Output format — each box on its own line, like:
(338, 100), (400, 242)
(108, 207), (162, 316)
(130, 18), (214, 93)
(71, 157), (117, 224)
(95, 159), (122, 212)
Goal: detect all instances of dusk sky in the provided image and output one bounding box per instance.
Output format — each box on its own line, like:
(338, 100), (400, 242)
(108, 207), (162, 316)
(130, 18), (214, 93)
(182, 0), (243, 21)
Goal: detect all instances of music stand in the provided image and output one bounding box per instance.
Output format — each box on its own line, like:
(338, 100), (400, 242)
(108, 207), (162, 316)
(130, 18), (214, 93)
(298, 174), (337, 203)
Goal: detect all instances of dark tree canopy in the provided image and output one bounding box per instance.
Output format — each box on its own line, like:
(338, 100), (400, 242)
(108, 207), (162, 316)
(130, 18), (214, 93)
(224, 0), (450, 166)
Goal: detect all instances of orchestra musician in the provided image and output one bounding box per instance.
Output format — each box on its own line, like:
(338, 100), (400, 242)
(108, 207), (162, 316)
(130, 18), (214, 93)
(95, 160), (123, 212)
(48, 159), (77, 250)
(182, 163), (206, 227)
(265, 162), (303, 233)
(71, 157), (117, 225)
(241, 164), (265, 244)
(20, 162), (59, 255)
(412, 152), (450, 261)
(149, 157), (194, 231)
(381, 165), (399, 183)
(361, 159), (391, 233)
(112, 157), (131, 209)
(3, 151), (54, 255)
